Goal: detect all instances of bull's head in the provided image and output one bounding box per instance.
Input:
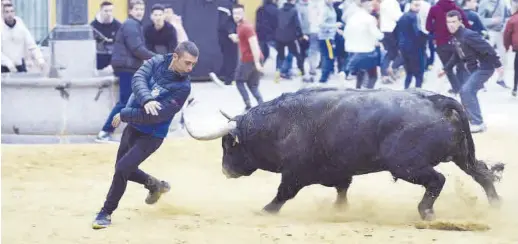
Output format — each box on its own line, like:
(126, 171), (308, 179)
(183, 102), (257, 179)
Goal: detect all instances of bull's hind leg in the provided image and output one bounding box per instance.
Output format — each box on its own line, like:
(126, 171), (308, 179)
(453, 157), (501, 207)
(391, 165), (446, 221)
(263, 173), (305, 214)
(335, 176), (353, 208)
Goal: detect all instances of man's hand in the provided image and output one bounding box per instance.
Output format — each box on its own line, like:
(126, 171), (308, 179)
(438, 70), (446, 78)
(492, 17), (502, 24)
(144, 100), (162, 116)
(302, 35), (309, 40)
(229, 33), (239, 43)
(255, 62), (263, 73)
(336, 22), (343, 28)
(112, 113), (121, 128)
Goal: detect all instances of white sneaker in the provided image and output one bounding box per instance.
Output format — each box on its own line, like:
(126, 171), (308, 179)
(470, 123), (487, 134)
(94, 131), (118, 143)
(209, 72), (226, 88)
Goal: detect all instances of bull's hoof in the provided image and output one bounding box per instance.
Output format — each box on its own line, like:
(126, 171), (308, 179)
(420, 209), (436, 221)
(489, 198), (502, 208)
(334, 201), (349, 210)
(262, 203), (281, 214)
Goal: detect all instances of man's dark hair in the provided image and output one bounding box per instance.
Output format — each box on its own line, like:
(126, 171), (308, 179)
(129, 0), (144, 10)
(360, 0), (372, 3)
(233, 3), (245, 9)
(446, 10), (462, 20)
(151, 3), (165, 12)
(174, 41), (199, 57)
(3, 3), (13, 8)
(163, 4), (173, 10)
(100, 1), (113, 8)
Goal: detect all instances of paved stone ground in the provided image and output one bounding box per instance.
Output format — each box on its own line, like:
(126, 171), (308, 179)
(2, 55), (517, 144)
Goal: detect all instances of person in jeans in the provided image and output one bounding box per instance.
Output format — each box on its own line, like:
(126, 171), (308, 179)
(232, 4), (264, 111)
(90, 1), (122, 70)
(343, 0), (384, 89)
(503, 1), (518, 96)
(439, 10), (503, 133)
(319, 0), (341, 83)
(426, 0), (470, 94)
(255, 0), (279, 63)
(379, 0), (403, 83)
(96, 0), (156, 143)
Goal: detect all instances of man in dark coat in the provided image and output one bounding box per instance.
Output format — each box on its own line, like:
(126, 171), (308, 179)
(255, 0), (279, 63)
(394, 0), (429, 89)
(211, 0), (239, 85)
(439, 10), (503, 133)
(96, 0), (156, 143)
(92, 41), (199, 229)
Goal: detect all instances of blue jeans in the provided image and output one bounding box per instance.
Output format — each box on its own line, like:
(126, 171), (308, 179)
(101, 71), (134, 133)
(459, 69), (494, 125)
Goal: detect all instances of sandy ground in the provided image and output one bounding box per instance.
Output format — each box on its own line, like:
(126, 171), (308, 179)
(2, 127), (518, 244)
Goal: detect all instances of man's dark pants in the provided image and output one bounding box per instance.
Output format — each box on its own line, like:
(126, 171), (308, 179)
(101, 71), (133, 133)
(275, 40), (304, 75)
(436, 44), (462, 93)
(514, 52), (518, 92)
(217, 32), (239, 83)
(235, 61), (264, 107)
(102, 125), (164, 214)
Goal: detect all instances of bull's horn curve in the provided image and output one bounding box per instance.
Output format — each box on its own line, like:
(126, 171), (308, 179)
(184, 120), (236, 141)
(219, 109), (236, 121)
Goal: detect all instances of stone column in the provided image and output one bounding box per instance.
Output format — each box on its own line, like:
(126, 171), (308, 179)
(56, 0), (89, 25)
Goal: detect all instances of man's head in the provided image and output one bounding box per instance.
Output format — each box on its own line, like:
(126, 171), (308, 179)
(409, 0), (421, 12)
(150, 4), (165, 27)
(99, 1), (114, 23)
(2, 3), (15, 23)
(129, 0), (145, 21)
(446, 10), (463, 34)
(462, 0), (477, 10)
(232, 3), (245, 23)
(325, 0), (334, 4)
(170, 41), (199, 74)
(360, 0), (373, 12)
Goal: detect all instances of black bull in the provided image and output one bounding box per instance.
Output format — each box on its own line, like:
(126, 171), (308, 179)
(183, 87), (505, 220)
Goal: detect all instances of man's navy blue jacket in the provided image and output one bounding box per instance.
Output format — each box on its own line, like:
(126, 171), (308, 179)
(120, 54), (191, 138)
(444, 27), (502, 72)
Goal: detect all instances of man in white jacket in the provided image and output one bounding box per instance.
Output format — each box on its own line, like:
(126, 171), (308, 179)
(1, 3), (44, 73)
(343, 0), (384, 88)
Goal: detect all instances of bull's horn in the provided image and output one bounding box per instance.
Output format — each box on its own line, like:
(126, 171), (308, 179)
(184, 120), (236, 141)
(220, 109), (236, 121)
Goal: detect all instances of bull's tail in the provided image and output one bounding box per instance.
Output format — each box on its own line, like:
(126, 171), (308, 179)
(426, 94), (504, 182)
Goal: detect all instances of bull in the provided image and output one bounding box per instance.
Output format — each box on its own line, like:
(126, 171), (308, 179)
(183, 87), (504, 220)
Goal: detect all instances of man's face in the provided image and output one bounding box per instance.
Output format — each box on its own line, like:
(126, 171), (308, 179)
(447, 16), (461, 33)
(129, 3), (145, 21)
(466, 0), (477, 9)
(100, 5), (114, 22)
(151, 9), (165, 26)
(171, 52), (198, 74)
(410, 0), (421, 12)
(3, 6), (14, 22)
(232, 7), (244, 23)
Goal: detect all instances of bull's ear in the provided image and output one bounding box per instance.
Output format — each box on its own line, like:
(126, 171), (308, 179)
(229, 129), (240, 145)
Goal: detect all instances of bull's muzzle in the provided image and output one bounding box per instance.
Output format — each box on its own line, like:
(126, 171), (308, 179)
(222, 167), (241, 179)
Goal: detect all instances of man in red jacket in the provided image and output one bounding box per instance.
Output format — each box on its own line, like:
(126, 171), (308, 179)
(503, 3), (518, 97)
(426, 0), (470, 94)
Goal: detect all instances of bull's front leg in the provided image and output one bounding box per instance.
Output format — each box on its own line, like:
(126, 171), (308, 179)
(263, 173), (305, 214)
(335, 176), (353, 209)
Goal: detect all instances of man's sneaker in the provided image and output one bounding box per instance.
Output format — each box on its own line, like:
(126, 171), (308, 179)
(92, 211), (111, 229)
(496, 80), (509, 89)
(470, 123), (487, 134)
(274, 71), (281, 83)
(145, 177), (171, 205)
(512, 90), (517, 97)
(209, 72), (226, 88)
(95, 131), (117, 144)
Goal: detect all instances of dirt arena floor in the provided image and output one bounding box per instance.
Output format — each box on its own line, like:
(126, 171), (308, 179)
(2, 129), (517, 244)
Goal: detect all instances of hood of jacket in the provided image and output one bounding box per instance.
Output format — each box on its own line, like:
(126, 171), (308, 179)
(436, 0), (460, 12)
